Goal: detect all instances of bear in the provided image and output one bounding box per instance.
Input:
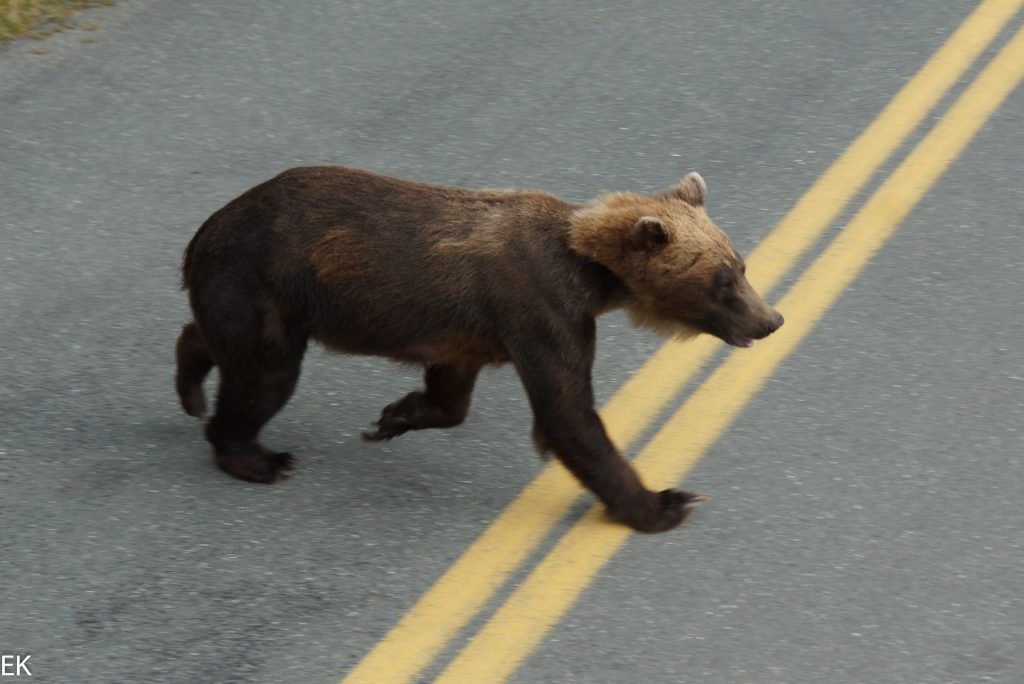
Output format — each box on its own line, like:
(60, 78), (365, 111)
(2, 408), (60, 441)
(175, 165), (783, 533)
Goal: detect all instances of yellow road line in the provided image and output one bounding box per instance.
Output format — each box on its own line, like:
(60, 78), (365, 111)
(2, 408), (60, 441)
(338, 2), (1023, 682)
(600, 0), (1024, 445)
(435, 22), (1024, 683)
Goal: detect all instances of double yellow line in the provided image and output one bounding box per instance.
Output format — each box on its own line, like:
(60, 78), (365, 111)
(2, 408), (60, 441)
(342, 2), (1024, 681)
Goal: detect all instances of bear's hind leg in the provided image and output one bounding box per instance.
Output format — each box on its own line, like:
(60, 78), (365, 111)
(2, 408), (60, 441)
(362, 361), (480, 441)
(205, 337), (305, 484)
(175, 321), (215, 417)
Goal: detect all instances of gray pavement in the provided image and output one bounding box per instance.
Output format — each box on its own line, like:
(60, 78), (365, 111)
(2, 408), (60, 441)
(1, 1), (1021, 682)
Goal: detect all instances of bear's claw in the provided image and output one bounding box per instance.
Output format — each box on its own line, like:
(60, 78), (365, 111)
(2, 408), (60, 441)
(361, 416), (415, 442)
(610, 488), (710, 533)
(215, 447), (294, 484)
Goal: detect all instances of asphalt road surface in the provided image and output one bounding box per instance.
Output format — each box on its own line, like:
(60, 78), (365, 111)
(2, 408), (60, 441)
(2, 1), (1022, 683)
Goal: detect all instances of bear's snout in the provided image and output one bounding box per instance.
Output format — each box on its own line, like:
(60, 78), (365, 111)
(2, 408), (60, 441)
(764, 310), (784, 337)
(723, 308), (783, 348)
(750, 309), (784, 340)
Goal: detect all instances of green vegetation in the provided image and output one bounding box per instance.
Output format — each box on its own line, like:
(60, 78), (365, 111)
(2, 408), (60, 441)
(1, 0), (113, 46)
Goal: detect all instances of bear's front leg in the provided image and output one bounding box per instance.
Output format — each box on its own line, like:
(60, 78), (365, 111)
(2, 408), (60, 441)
(532, 404), (709, 533)
(510, 328), (708, 533)
(362, 362), (480, 441)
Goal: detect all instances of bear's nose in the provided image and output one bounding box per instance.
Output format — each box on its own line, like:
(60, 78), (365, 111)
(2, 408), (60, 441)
(766, 310), (784, 334)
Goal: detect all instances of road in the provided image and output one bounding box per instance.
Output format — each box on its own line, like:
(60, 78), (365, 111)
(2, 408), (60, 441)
(2, 1), (1022, 682)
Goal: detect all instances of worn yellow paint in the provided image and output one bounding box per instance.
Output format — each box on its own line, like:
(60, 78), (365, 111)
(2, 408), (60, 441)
(434, 22), (1024, 682)
(339, 2), (1023, 682)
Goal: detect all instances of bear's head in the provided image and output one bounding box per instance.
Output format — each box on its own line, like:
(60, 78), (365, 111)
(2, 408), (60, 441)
(569, 172), (783, 347)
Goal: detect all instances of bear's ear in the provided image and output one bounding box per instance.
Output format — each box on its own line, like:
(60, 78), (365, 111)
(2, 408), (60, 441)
(632, 216), (671, 249)
(660, 171), (707, 206)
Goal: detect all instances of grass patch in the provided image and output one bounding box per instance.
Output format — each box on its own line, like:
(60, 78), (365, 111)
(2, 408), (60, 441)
(1, 0), (113, 47)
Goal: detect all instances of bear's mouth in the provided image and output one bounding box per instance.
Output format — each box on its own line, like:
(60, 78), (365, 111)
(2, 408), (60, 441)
(702, 322), (756, 348)
(712, 329), (754, 348)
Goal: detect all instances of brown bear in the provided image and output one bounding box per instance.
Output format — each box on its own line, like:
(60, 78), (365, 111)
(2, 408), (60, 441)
(175, 166), (783, 533)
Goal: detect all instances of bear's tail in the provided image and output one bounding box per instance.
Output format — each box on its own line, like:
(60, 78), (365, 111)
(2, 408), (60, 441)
(180, 223), (206, 290)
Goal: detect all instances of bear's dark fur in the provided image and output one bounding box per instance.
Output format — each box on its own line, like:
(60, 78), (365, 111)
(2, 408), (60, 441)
(176, 166), (782, 533)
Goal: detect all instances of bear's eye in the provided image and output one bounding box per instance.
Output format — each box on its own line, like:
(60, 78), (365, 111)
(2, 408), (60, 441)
(713, 268), (734, 291)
